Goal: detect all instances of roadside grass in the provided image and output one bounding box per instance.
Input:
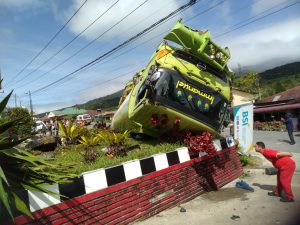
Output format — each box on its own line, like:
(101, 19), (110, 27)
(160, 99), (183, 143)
(52, 138), (182, 174)
(238, 150), (265, 171)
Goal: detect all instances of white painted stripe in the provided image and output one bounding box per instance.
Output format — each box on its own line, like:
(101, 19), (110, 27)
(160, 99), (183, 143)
(28, 184), (60, 212)
(153, 153), (169, 171)
(123, 160), (143, 181)
(83, 169), (108, 194)
(177, 147), (190, 163)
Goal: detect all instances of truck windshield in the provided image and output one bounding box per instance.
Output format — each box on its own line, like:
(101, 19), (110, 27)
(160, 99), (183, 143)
(152, 69), (228, 130)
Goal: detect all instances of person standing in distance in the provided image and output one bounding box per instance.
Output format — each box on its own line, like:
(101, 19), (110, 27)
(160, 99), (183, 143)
(281, 113), (296, 145)
(255, 142), (295, 202)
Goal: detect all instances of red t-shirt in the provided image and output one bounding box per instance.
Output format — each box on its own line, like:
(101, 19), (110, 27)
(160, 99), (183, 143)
(262, 148), (293, 168)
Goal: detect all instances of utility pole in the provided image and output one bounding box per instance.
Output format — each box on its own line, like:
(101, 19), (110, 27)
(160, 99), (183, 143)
(14, 94), (17, 107)
(26, 90), (33, 115)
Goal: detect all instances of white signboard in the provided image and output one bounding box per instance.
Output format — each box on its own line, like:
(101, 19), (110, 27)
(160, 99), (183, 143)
(233, 103), (253, 152)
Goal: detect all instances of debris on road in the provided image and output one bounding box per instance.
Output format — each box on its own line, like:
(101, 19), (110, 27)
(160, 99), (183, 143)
(235, 180), (254, 192)
(231, 214), (240, 221)
(265, 167), (278, 175)
(180, 207), (186, 213)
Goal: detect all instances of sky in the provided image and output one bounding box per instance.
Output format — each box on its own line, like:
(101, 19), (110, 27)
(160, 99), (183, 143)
(0, 0), (300, 114)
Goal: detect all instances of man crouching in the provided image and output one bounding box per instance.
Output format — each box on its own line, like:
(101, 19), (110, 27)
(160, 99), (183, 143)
(255, 141), (295, 202)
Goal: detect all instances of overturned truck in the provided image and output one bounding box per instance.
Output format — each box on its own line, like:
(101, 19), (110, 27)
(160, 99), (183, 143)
(112, 20), (233, 137)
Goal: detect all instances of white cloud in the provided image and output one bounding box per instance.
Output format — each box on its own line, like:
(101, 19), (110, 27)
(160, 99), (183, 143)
(65, 0), (183, 40)
(0, 0), (43, 9)
(225, 17), (300, 69)
(251, 0), (289, 15)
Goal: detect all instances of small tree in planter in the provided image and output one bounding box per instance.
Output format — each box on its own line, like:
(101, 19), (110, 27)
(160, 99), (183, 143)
(79, 136), (101, 163)
(58, 121), (86, 145)
(98, 130), (131, 157)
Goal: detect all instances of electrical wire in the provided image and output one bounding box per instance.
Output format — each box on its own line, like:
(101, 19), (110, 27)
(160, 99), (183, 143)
(215, 1), (300, 38)
(54, 0), (300, 98)
(30, 0), (198, 95)
(19, 0), (150, 92)
(13, 0), (198, 91)
(4, 0), (88, 87)
(11, 0), (120, 88)
(20, 0), (299, 104)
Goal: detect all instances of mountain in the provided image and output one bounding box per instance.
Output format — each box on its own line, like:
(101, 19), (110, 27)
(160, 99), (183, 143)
(259, 62), (300, 80)
(232, 61), (300, 98)
(76, 90), (123, 110)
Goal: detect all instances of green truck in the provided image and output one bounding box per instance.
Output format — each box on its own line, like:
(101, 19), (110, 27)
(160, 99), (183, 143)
(112, 20), (233, 137)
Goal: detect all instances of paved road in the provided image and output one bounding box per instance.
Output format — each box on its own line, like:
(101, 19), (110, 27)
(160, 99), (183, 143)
(134, 130), (300, 225)
(253, 130), (300, 153)
(135, 168), (300, 225)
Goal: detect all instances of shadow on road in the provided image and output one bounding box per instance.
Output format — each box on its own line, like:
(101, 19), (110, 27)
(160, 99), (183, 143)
(252, 183), (274, 191)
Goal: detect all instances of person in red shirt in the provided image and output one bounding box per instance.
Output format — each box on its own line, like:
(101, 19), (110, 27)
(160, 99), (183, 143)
(255, 141), (295, 202)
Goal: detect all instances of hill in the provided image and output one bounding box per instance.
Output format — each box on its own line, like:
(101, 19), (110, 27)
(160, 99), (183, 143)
(259, 62), (300, 80)
(232, 61), (300, 98)
(76, 90), (123, 110)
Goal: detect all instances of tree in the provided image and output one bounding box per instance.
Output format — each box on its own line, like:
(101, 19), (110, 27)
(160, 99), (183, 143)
(233, 72), (260, 94)
(273, 81), (285, 93)
(5, 107), (35, 138)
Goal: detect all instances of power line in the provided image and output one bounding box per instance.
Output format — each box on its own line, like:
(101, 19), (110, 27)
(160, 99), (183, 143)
(30, 0), (198, 95)
(215, 1), (300, 38)
(67, 0), (225, 83)
(13, 0), (198, 92)
(23, 0), (264, 98)
(44, 0), (234, 91)
(18, 0), (150, 92)
(39, 67), (141, 100)
(11, 0), (120, 89)
(5, 0), (88, 87)
(47, 0), (300, 98)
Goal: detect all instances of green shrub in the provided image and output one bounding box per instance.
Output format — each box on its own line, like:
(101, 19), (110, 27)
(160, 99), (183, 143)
(239, 154), (251, 166)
